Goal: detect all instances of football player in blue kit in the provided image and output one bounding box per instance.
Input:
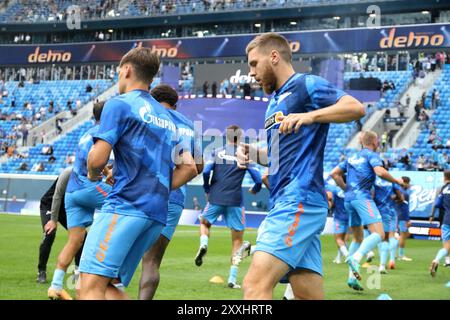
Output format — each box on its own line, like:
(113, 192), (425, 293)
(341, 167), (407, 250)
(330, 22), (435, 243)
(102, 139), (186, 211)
(78, 48), (198, 299)
(331, 131), (405, 284)
(48, 101), (111, 300)
(138, 84), (203, 300)
(238, 33), (365, 299)
(196, 124), (262, 289)
(395, 176), (413, 261)
(429, 170), (450, 277)
(373, 176), (403, 273)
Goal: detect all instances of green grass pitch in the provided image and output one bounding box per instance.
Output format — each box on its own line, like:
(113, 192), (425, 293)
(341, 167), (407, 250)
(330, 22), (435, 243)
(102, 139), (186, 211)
(0, 214), (449, 300)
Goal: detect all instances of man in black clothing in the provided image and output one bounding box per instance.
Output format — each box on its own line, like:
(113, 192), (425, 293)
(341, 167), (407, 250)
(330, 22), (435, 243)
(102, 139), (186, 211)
(37, 167), (85, 284)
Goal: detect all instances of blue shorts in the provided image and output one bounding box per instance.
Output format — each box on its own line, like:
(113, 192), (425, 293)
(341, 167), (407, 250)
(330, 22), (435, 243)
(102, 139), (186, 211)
(333, 218), (349, 234)
(65, 182), (111, 229)
(345, 199), (382, 227)
(79, 211), (163, 287)
(442, 224), (450, 242)
(255, 200), (327, 277)
(398, 220), (409, 233)
(200, 203), (245, 231)
(160, 203), (184, 241)
(379, 205), (397, 233)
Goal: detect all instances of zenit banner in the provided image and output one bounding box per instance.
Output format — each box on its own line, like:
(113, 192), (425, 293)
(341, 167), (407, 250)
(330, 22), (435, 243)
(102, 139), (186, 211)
(0, 23), (449, 65)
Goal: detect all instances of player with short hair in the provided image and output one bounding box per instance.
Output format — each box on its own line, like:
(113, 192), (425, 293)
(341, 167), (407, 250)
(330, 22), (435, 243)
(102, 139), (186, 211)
(238, 32), (365, 299)
(37, 166), (79, 284)
(395, 176), (413, 261)
(331, 131), (405, 284)
(78, 47), (198, 299)
(429, 170), (450, 276)
(138, 84), (203, 300)
(195, 124), (262, 289)
(373, 176), (403, 273)
(47, 101), (110, 300)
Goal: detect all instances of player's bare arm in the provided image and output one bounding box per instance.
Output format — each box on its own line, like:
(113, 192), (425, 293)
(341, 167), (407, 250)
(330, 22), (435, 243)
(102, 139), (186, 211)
(87, 140), (112, 182)
(172, 151), (198, 190)
(236, 143), (269, 168)
(330, 166), (347, 191)
(278, 95), (365, 134)
(373, 166), (405, 188)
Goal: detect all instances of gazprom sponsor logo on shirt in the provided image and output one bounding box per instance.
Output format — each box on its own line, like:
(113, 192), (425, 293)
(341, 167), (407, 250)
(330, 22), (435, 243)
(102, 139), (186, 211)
(178, 127), (194, 138)
(139, 102), (176, 133)
(348, 155), (366, 166)
(217, 150), (237, 162)
(375, 177), (391, 187)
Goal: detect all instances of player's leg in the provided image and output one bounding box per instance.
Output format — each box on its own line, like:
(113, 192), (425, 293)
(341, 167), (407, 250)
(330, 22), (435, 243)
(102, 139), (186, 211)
(345, 201), (364, 288)
(378, 210), (392, 273)
(288, 234), (325, 299)
(226, 206), (246, 288)
(139, 235), (169, 300)
(388, 232), (398, 269)
(398, 220), (412, 261)
(243, 251), (290, 299)
(333, 219), (349, 263)
(139, 202), (183, 299)
(195, 203), (223, 266)
(48, 226), (86, 296)
(289, 270), (324, 300)
(430, 224), (450, 277)
(37, 209), (55, 283)
(347, 200), (384, 280)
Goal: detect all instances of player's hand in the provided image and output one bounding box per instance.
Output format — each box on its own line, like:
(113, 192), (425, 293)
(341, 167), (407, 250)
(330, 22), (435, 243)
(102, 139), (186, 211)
(406, 221), (411, 228)
(104, 169), (115, 186)
(44, 220), (57, 235)
(248, 187), (256, 195)
(429, 216), (434, 223)
(278, 113), (314, 135)
(236, 143), (253, 169)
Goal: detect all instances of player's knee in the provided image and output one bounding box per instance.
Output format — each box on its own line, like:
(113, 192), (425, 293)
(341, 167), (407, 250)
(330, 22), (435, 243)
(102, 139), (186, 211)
(293, 289), (324, 300)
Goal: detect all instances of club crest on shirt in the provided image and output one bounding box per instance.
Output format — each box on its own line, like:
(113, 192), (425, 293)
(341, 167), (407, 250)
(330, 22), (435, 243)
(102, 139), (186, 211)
(264, 111), (284, 130)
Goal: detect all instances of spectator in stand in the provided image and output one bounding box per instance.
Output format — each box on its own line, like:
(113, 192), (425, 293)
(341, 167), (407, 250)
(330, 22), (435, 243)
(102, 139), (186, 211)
(381, 131), (388, 152)
(421, 92), (427, 109)
(86, 83), (93, 93)
(65, 153), (75, 165)
(438, 153), (449, 171)
(18, 162), (29, 171)
(414, 101), (422, 121)
(48, 155), (56, 164)
(405, 93), (411, 108)
(48, 101), (54, 114)
(419, 110), (430, 130)
(446, 138), (450, 149)
(55, 118), (63, 135)
(31, 162), (45, 172)
(416, 154), (428, 171)
(428, 131), (437, 144)
(431, 146), (440, 167)
(41, 145), (53, 155)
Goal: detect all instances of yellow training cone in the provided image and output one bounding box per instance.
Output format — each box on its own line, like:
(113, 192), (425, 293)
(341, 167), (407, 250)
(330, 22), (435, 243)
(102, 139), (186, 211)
(209, 275), (224, 284)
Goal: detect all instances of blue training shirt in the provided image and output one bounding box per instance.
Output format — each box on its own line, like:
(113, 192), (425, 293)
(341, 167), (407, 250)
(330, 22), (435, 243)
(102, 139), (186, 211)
(395, 186), (411, 221)
(341, 148), (384, 202)
(373, 176), (399, 213)
(92, 89), (179, 224)
(265, 73), (346, 207)
(434, 183), (450, 226)
(66, 124), (100, 193)
(327, 184), (348, 222)
(203, 146), (262, 207)
(167, 109), (201, 207)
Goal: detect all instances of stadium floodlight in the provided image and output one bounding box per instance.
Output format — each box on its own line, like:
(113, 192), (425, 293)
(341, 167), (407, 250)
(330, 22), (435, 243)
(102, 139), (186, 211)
(254, 23), (261, 28)
(217, 94), (224, 99)
(190, 94), (196, 99)
(236, 95), (242, 99)
(207, 94), (213, 98)
(290, 21), (297, 25)
(262, 97), (269, 102)
(108, 29), (114, 33)
(254, 97), (261, 101)
(244, 96), (251, 100)
(225, 94), (232, 99)
(333, 16), (340, 20)
(422, 11), (430, 14)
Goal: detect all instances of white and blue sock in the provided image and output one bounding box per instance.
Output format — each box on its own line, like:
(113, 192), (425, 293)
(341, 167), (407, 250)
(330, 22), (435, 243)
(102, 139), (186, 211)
(228, 265), (239, 284)
(51, 269), (65, 291)
(378, 241), (389, 267)
(339, 245), (349, 258)
(389, 237), (399, 262)
(434, 248), (449, 263)
(353, 233), (382, 263)
(200, 235), (209, 248)
(398, 247), (405, 258)
(348, 241), (361, 279)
